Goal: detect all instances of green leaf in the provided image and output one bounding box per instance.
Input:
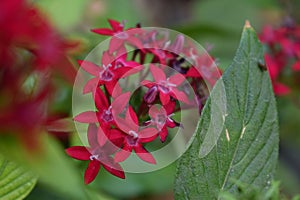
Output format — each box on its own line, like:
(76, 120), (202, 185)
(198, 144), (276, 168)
(0, 154), (37, 200)
(174, 23), (279, 199)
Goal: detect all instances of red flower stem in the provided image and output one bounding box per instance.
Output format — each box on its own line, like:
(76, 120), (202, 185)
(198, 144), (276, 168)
(103, 85), (111, 104)
(140, 51), (146, 64)
(139, 66), (150, 83)
(132, 49), (139, 61)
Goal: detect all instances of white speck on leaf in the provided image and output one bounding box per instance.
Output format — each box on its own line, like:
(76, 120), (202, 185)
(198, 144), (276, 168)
(225, 129), (230, 142)
(240, 126), (246, 139)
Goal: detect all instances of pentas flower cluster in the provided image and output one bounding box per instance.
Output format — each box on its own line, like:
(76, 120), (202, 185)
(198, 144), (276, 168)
(0, 0), (78, 148)
(259, 21), (300, 95)
(66, 19), (221, 184)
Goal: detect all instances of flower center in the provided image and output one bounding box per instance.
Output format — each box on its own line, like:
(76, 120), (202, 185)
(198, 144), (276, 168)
(155, 113), (167, 130)
(90, 147), (107, 161)
(144, 86), (158, 103)
(99, 64), (114, 81)
(128, 130), (138, 138)
(101, 106), (113, 122)
(126, 130), (139, 146)
(156, 113), (166, 125)
(158, 79), (176, 94)
(114, 60), (124, 69)
(89, 154), (99, 161)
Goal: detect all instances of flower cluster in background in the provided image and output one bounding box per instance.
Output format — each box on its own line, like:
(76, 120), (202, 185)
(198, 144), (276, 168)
(66, 19), (221, 184)
(260, 19), (300, 96)
(0, 0), (77, 148)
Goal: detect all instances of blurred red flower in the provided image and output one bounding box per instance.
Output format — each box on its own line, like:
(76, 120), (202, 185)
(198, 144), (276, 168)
(0, 0), (78, 148)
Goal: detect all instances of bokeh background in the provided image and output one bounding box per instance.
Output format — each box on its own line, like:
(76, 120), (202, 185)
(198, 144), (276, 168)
(1, 0), (300, 199)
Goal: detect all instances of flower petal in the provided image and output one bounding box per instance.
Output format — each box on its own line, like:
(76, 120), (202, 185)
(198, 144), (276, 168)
(110, 82), (123, 98)
(97, 126), (108, 146)
(169, 73), (186, 86)
(111, 92), (130, 117)
(87, 123), (99, 148)
(159, 126), (169, 142)
(102, 51), (114, 66)
(159, 91), (170, 105)
(171, 88), (190, 104)
(114, 145), (132, 163)
(74, 111), (98, 123)
(292, 61), (300, 71)
(166, 118), (178, 128)
(102, 158), (125, 179)
(94, 88), (109, 111)
(134, 145), (156, 164)
(84, 160), (101, 184)
(108, 19), (122, 32)
(115, 65), (143, 79)
(139, 128), (159, 143)
(273, 82), (290, 96)
(265, 54), (279, 80)
(91, 28), (114, 36)
(125, 107), (139, 131)
(65, 146), (90, 160)
(78, 60), (101, 76)
(165, 100), (176, 115)
(108, 129), (125, 147)
(126, 36), (145, 50)
(83, 77), (99, 94)
(109, 37), (123, 53)
(141, 80), (155, 88)
(114, 117), (132, 134)
(150, 64), (166, 83)
(104, 80), (121, 96)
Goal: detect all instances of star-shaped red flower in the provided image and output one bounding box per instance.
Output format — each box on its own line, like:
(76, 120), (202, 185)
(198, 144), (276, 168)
(112, 104), (158, 164)
(142, 65), (190, 105)
(147, 101), (180, 142)
(91, 19), (144, 53)
(65, 123), (125, 184)
(78, 49), (142, 95)
(73, 89), (129, 136)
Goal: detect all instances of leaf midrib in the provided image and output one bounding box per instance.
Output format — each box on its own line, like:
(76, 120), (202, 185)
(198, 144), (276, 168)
(220, 37), (253, 194)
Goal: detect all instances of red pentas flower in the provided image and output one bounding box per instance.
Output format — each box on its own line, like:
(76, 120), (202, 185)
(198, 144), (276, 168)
(0, 0), (78, 82)
(92, 19), (144, 53)
(66, 123), (125, 184)
(74, 88), (114, 130)
(139, 31), (175, 65)
(142, 65), (190, 105)
(78, 48), (142, 95)
(74, 89), (129, 130)
(69, 19), (221, 183)
(113, 107), (158, 164)
(0, 0), (79, 149)
(146, 101), (180, 142)
(0, 84), (50, 149)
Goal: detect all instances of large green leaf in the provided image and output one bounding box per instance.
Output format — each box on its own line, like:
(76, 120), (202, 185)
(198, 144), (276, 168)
(0, 155), (37, 200)
(174, 23), (279, 199)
